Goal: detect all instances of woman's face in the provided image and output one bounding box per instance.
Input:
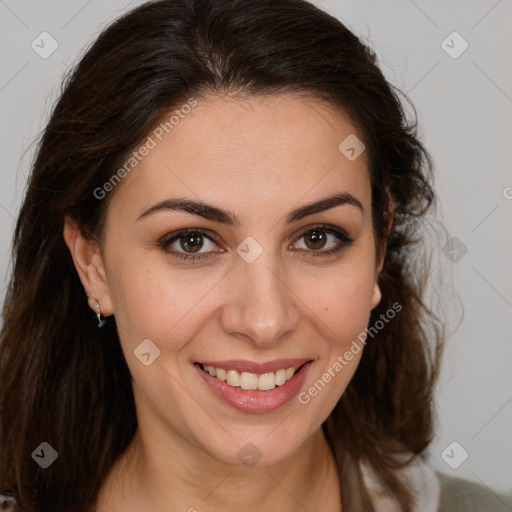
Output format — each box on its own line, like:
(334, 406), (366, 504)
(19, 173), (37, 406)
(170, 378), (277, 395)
(98, 94), (382, 467)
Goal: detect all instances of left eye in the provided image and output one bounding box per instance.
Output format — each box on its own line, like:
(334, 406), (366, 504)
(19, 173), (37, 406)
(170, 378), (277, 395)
(293, 228), (344, 252)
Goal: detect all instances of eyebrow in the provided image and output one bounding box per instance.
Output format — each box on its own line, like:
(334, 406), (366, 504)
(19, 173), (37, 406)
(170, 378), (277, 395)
(136, 192), (363, 226)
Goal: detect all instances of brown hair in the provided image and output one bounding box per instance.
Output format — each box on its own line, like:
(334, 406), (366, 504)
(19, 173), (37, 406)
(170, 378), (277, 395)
(0, 0), (443, 510)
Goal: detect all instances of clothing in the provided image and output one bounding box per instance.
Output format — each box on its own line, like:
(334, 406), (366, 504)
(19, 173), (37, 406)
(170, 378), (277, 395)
(361, 455), (512, 511)
(0, 496), (14, 511)
(1, 463), (511, 510)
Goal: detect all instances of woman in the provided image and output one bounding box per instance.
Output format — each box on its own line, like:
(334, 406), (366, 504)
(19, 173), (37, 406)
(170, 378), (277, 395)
(0, 0), (510, 511)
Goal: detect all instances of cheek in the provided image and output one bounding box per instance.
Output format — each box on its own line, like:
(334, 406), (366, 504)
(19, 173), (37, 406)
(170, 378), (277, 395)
(107, 224), (378, 355)
(310, 262), (377, 342)
(297, 264), (375, 415)
(108, 250), (226, 343)
(108, 245), (377, 355)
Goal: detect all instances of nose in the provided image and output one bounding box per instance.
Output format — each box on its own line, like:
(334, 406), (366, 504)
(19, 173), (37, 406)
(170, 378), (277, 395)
(219, 251), (300, 348)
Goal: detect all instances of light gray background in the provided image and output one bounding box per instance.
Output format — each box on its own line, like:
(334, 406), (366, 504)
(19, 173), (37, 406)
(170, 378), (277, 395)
(1, 0), (511, 495)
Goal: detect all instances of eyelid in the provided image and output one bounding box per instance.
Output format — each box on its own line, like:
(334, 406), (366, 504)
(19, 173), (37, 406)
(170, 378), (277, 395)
(293, 223), (351, 241)
(158, 227), (222, 247)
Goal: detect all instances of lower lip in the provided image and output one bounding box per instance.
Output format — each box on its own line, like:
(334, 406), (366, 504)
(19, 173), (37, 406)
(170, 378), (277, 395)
(194, 361), (313, 414)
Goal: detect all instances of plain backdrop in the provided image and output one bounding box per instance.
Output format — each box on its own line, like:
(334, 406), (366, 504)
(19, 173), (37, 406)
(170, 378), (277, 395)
(1, 0), (511, 495)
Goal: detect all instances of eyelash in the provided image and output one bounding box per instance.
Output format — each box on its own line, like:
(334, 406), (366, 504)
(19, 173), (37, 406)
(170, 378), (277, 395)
(158, 224), (354, 263)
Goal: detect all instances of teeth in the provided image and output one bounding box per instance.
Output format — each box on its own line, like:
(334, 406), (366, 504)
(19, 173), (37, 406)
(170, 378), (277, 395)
(226, 369), (240, 387)
(285, 367), (295, 380)
(240, 372), (258, 390)
(275, 369), (286, 386)
(201, 364), (300, 391)
(258, 372), (276, 391)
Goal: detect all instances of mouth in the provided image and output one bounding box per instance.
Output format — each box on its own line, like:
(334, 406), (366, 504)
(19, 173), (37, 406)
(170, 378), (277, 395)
(196, 361), (308, 391)
(193, 359), (314, 414)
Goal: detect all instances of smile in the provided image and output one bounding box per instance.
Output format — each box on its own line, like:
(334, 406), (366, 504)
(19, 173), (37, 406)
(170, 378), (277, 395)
(194, 359), (313, 413)
(200, 363), (301, 391)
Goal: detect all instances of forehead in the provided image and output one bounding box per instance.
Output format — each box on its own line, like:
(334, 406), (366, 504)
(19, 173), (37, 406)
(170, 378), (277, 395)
(107, 93), (371, 223)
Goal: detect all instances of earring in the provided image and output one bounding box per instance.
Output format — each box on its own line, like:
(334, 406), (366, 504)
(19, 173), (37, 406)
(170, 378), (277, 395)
(95, 302), (107, 328)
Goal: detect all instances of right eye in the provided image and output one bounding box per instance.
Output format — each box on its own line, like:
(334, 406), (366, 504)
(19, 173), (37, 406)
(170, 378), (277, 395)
(159, 228), (224, 262)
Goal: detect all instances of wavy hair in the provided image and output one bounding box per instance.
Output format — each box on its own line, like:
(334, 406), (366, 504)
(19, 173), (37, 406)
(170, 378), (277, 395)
(0, 0), (443, 510)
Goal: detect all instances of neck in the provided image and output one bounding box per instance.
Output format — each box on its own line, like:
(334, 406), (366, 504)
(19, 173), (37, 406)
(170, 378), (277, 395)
(97, 425), (342, 512)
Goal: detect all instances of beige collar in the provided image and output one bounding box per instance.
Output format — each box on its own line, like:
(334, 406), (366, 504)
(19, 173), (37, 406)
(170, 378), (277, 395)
(360, 454), (441, 512)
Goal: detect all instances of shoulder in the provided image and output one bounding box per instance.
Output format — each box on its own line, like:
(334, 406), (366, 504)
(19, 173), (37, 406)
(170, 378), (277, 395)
(360, 454), (512, 512)
(437, 472), (512, 512)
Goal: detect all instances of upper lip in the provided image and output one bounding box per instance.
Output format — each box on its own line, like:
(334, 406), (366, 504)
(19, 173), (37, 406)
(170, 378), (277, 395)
(196, 358), (312, 374)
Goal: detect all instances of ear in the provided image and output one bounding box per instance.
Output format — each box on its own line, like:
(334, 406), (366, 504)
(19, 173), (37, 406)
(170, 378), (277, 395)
(63, 215), (113, 316)
(371, 281), (382, 310)
(371, 200), (394, 309)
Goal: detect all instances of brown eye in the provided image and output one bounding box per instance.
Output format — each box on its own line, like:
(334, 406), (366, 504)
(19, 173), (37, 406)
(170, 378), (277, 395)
(159, 224), (353, 264)
(303, 230), (328, 250)
(292, 225), (354, 258)
(179, 233), (204, 253)
(159, 228), (220, 261)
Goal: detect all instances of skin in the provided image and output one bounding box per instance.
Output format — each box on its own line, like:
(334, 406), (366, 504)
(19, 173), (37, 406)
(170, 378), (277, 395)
(64, 93), (387, 512)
